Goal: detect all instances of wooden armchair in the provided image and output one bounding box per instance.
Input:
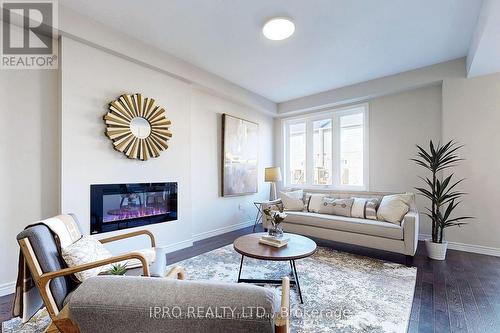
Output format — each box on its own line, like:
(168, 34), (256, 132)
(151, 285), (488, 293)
(16, 217), (182, 333)
(17, 216), (289, 333)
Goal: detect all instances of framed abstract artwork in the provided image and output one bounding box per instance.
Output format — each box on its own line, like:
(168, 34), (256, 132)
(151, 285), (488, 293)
(222, 114), (259, 196)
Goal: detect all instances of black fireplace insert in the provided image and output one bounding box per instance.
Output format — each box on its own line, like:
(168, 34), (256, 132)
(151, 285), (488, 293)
(90, 182), (177, 234)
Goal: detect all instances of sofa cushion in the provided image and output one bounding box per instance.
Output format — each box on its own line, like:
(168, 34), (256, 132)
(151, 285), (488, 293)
(307, 193), (327, 212)
(279, 189), (304, 211)
(351, 197), (380, 220)
(318, 198), (354, 217)
(283, 211), (403, 240)
(61, 235), (113, 282)
(377, 193), (414, 224)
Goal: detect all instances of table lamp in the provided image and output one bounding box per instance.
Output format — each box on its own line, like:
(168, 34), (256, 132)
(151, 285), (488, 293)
(265, 167), (282, 200)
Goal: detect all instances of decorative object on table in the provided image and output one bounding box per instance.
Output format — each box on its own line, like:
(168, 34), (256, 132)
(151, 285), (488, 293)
(264, 166), (282, 200)
(258, 234), (290, 248)
(104, 93), (172, 161)
(149, 246), (167, 277)
(252, 200), (282, 231)
(412, 140), (472, 260)
(109, 262), (128, 275)
(221, 114), (259, 196)
(262, 206), (286, 238)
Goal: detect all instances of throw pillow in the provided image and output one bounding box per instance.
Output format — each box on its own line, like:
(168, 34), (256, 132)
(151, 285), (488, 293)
(377, 193), (414, 224)
(307, 193), (327, 213)
(279, 190), (304, 211)
(351, 198), (366, 218)
(303, 193), (312, 211)
(351, 197), (380, 219)
(318, 198), (354, 217)
(365, 198), (380, 220)
(61, 235), (113, 282)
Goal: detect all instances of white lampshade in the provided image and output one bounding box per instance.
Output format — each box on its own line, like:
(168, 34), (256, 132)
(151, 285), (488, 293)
(265, 167), (282, 182)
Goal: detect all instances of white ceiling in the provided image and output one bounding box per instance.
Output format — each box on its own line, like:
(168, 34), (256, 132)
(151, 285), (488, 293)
(59, 0), (483, 103)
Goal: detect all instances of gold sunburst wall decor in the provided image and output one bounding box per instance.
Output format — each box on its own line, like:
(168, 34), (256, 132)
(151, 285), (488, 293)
(104, 93), (172, 161)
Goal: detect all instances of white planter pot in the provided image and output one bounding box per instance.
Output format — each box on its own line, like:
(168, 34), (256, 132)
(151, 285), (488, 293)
(425, 239), (448, 260)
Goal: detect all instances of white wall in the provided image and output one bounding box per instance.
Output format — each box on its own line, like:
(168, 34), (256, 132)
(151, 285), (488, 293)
(60, 37), (275, 253)
(0, 68), (59, 294)
(274, 85), (442, 236)
(0, 36), (275, 294)
(190, 89), (274, 240)
(278, 59), (463, 114)
(370, 85), (442, 236)
(442, 72), (500, 251)
(60, 36), (193, 252)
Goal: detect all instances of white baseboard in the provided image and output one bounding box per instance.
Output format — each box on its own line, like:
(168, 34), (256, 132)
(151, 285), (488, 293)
(161, 239), (194, 253)
(0, 281), (16, 297)
(419, 234), (500, 257)
(191, 219), (254, 242)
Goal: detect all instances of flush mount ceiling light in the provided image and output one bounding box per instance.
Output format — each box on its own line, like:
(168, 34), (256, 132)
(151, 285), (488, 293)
(262, 17), (295, 41)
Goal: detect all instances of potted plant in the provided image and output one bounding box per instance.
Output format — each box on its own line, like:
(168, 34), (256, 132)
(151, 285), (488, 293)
(109, 262), (128, 275)
(412, 140), (472, 260)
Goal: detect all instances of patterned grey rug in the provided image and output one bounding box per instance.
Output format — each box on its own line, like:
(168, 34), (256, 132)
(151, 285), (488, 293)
(170, 245), (416, 333)
(2, 244), (416, 333)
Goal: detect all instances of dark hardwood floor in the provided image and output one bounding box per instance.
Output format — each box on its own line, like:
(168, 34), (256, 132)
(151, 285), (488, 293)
(2, 224), (499, 333)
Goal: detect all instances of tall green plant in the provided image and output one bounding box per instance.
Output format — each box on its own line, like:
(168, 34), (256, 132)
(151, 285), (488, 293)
(412, 140), (472, 243)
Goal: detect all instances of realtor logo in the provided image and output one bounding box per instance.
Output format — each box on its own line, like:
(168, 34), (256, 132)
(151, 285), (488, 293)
(1, 0), (58, 69)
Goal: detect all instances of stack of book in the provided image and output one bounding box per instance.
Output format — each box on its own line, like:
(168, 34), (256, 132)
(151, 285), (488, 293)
(259, 234), (290, 248)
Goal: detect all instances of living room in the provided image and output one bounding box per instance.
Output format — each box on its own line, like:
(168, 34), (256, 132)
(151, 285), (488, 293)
(1, 1), (499, 332)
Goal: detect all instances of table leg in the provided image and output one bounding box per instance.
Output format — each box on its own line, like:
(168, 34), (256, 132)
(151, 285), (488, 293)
(291, 260), (304, 304)
(237, 255), (245, 282)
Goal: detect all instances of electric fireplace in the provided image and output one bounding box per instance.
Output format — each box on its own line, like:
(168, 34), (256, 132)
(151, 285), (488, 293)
(90, 182), (177, 234)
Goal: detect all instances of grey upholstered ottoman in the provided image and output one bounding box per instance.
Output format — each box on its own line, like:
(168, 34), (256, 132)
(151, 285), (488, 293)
(68, 276), (280, 333)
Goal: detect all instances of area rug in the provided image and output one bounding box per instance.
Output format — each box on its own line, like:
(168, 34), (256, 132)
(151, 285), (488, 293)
(2, 245), (416, 333)
(172, 245), (416, 333)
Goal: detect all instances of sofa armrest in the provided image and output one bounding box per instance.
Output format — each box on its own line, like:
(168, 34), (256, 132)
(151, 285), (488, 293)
(402, 210), (419, 256)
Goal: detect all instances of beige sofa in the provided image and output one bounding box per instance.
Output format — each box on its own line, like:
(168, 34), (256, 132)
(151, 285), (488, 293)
(262, 190), (419, 258)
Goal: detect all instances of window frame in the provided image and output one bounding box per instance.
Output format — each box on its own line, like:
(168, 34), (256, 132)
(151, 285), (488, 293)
(282, 103), (369, 191)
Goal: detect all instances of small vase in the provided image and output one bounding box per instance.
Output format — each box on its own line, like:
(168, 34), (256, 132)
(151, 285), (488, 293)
(268, 224), (283, 239)
(149, 247), (167, 277)
(425, 239), (448, 260)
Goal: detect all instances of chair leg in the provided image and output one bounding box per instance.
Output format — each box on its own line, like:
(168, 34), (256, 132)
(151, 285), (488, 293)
(43, 322), (59, 333)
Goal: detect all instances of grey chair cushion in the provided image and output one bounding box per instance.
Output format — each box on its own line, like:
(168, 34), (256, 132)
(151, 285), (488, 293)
(69, 276), (278, 333)
(17, 225), (78, 310)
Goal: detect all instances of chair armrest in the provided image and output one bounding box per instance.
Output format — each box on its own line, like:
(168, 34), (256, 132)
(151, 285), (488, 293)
(98, 229), (156, 248)
(36, 252), (149, 319)
(165, 265), (186, 280)
(275, 277), (290, 333)
(39, 252), (150, 288)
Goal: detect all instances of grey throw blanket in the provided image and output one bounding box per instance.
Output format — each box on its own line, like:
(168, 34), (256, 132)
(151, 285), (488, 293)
(12, 215), (82, 322)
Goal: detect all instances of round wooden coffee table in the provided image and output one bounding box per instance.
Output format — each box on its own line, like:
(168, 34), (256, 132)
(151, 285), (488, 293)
(233, 232), (317, 303)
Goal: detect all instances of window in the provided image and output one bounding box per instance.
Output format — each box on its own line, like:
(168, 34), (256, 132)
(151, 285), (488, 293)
(283, 104), (368, 190)
(313, 119), (332, 185)
(288, 122), (306, 185)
